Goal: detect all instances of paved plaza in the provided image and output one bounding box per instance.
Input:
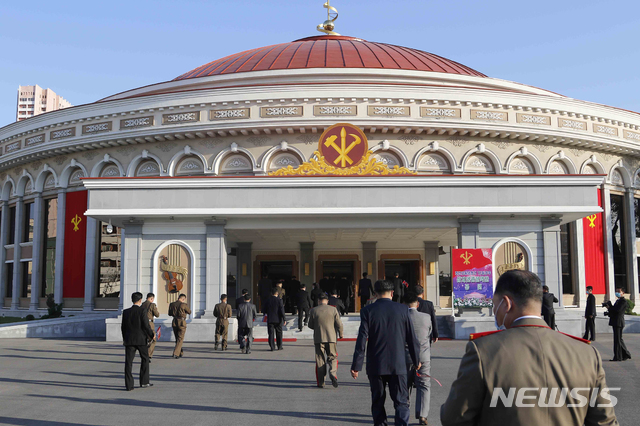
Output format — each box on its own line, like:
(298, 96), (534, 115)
(0, 334), (638, 426)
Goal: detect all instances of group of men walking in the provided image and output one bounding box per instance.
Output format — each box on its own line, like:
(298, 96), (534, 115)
(121, 270), (624, 425)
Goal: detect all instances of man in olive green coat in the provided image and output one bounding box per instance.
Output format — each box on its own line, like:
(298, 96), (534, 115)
(214, 294), (233, 351)
(441, 270), (618, 426)
(308, 293), (344, 388)
(141, 293), (160, 359)
(169, 294), (191, 359)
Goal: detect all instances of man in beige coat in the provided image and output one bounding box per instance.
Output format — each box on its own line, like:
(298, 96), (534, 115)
(308, 293), (344, 388)
(441, 270), (618, 426)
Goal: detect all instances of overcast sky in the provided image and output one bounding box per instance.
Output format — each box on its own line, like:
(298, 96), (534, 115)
(1, 0), (639, 127)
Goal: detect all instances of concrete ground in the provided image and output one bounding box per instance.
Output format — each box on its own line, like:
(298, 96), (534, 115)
(0, 335), (638, 426)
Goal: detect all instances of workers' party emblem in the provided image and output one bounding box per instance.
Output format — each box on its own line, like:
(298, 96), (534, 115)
(318, 123), (368, 169)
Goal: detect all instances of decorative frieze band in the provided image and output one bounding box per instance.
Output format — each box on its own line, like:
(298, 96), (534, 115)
(593, 124), (618, 137)
(162, 111), (201, 125)
(5, 140), (21, 154)
(516, 113), (550, 125)
(260, 106), (303, 118)
(82, 122), (113, 135)
(368, 106), (410, 117)
(471, 110), (508, 121)
(624, 130), (640, 142)
(50, 127), (76, 140)
(420, 107), (461, 119)
(25, 134), (45, 147)
(558, 118), (587, 131)
(120, 116), (154, 130)
(210, 108), (250, 120)
(313, 105), (357, 116)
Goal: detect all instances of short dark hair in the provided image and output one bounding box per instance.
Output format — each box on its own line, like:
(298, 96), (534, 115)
(312, 282), (318, 287)
(403, 291), (419, 305)
(414, 285), (424, 296)
(300, 284), (306, 290)
(363, 272), (368, 278)
(374, 280), (394, 294)
(586, 286), (593, 291)
(271, 287), (279, 295)
(330, 289), (338, 296)
(318, 292), (329, 300)
(241, 288), (249, 295)
(616, 287), (624, 293)
(542, 285), (549, 292)
(394, 272), (399, 276)
(132, 292), (143, 303)
(146, 293), (155, 299)
(221, 294), (227, 301)
(178, 293), (187, 300)
(495, 270), (543, 308)
(292, 276), (297, 279)
(244, 294), (251, 301)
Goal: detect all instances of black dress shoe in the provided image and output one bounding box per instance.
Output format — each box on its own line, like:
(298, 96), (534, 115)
(270, 348), (275, 351)
(141, 384), (154, 388)
(610, 359), (620, 361)
(246, 350), (251, 354)
(330, 376), (338, 388)
(277, 347), (283, 351)
(126, 388), (134, 391)
(173, 355), (180, 359)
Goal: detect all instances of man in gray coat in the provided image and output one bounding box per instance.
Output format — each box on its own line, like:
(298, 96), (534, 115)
(308, 293), (344, 388)
(237, 294), (257, 354)
(405, 291), (432, 425)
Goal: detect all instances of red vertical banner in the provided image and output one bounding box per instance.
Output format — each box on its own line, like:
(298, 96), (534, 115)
(583, 189), (606, 294)
(63, 190), (88, 298)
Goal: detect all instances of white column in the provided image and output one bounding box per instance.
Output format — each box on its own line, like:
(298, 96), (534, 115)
(11, 197), (24, 310)
(424, 241), (440, 306)
(624, 189), (640, 310)
(542, 218), (563, 308)
(602, 187), (616, 302)
(29, 194), (45, 310)
(204, 220), (227, 317)
(83, 217), (99, 312)
(121, 221), (143, 309)
(53, 189), (66, 305)
(0, 201), (9, 306)
(572, 220), (587, 308)
(457, 218), (480, 248)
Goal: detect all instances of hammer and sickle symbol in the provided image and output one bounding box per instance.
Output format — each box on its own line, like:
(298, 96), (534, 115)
(324, 127), (362, 167)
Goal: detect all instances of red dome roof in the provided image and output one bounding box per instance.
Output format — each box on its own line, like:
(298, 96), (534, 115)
(174, 35), (486, 81)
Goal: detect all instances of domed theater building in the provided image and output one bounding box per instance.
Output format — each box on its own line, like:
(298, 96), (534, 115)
(1, 14), (639, 338)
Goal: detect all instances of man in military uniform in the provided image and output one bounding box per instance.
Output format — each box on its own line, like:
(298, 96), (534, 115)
(441, 270), (618, 425)
(169, 294), (191, 359)
(141, 293), (160, 360)
(214, 294), (233, 351)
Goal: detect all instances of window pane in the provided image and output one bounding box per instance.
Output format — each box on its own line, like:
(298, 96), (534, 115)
(610, 194), (628, 292)
(21, 261), (32, 298)
(98, 223), (121, 298)
(41, 199), (57, 297)
(8, 207), (16, 245)
(5, 263), (13, 298)
(23, 203), (34, 243)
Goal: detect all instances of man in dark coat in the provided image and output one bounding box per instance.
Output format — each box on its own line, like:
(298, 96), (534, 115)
(258, 275), (272, 313)
(121, 292), (155, 391)
(289, 276), (301, 313)
(351, 280), (420, 426)
(415, 285), (439, 343)
(358, 272), (374, 309)
(310, 282), (323, 307)
(583, 285), (596, 341)
(319, 275), (330, 294)
(236, 288), (249, 309)
(264, 287), (287, 351)
(329, 290), (347, 316)
(392, 272), (405, 303)
(604, 288), (631, 361)
(541, 285), (558, 329)
(295, 284), (313, 331)
(237, 294), (258, 354)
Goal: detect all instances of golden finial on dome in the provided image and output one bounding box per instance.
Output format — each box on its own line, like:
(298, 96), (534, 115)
(317, 1), (340, 35)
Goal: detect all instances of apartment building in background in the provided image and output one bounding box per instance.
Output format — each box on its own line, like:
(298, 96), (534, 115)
(16, 85), (72, 122)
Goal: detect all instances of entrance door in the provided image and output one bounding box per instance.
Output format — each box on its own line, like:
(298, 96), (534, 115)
(319, 260), (356, 313)
(383, 260), (421, 290)
(254, 259), (295, 312)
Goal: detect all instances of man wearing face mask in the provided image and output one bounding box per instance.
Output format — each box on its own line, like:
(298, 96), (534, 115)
(441, 270), (618, 426)
(604, 288), (631, 362)
(583, 286), (597, 342)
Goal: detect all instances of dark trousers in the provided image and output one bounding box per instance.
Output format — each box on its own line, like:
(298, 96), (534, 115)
(583, 316), (596, 341)
(543, 312), (556, 330)
(369, 374), (410, 426)
(298, 306), (310, 330)
(124, 345), (150, 390)
(267, 322), (283, 350)
(360, 296), (369, 309)
(613, 326), (631, 361)
(239, 327), (253, 352)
